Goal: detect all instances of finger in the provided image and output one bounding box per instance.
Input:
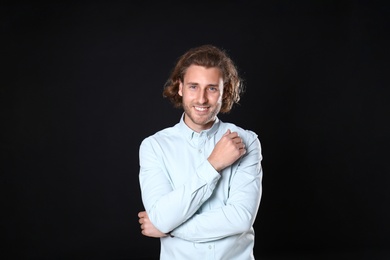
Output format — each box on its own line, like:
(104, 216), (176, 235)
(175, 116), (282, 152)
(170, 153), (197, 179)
(228, 131), (239, 139)
(142, 229), (150, 237)
(233, 137), (242, 143)
(138, 211), (146, 218)
(230, 136), (242, 144)
(236, 141), (243, 147)
(224, 129), (231, 136)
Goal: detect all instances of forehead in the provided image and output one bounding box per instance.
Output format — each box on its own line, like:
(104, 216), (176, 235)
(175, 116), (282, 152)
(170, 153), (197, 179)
(183, 65), (223, 83)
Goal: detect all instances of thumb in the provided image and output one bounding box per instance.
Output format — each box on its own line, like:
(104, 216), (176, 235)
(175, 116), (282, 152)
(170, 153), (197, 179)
(224, 129), (231, 136)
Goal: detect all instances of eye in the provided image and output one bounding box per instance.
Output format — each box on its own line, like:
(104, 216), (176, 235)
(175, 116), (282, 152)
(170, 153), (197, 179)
(189, 84), (197, 89)
(208, 86), (218, 92)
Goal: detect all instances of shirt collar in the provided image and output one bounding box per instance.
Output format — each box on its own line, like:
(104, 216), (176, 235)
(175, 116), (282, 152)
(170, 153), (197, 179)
(178, 113), (220, 141)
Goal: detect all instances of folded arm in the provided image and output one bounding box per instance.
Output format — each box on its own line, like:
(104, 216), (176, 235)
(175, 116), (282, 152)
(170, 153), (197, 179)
(139, 137), (221, 234)
(171, 136), (262, 242)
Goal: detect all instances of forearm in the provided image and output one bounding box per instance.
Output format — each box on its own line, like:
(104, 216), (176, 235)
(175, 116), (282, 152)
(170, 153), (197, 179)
(140, 154), (221, 233)
(171, 137), (263, 242)
(171, 172), (262, 242)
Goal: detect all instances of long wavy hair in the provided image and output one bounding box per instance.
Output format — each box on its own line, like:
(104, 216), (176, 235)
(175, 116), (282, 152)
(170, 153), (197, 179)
(162, 44), (244, 113)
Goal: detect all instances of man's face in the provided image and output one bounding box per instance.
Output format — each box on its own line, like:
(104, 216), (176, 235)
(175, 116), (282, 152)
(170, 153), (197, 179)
(179, 65), (223, 132)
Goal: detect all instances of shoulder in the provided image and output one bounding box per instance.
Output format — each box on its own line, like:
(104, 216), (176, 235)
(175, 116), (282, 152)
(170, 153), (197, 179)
(140, 124), (181, 148)
(219, 121), (259, 143)
(219, 121), (263, 159)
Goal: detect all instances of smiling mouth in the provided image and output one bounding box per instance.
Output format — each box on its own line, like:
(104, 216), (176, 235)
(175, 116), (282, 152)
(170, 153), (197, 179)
(194, 106), (209, 112)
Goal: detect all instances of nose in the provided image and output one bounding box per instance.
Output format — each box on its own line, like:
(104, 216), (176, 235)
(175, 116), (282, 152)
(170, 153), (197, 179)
(197, 88), (208, 104)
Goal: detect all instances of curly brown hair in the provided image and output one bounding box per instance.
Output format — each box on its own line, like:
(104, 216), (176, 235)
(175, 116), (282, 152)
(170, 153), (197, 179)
(162, 44), (244, 113)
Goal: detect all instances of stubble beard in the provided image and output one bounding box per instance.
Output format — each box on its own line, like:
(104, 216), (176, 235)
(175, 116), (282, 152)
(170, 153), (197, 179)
(183, 102), (222, 128)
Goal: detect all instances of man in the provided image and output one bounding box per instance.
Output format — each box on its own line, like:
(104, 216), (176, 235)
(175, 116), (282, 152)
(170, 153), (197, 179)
(138, 44), (263, 259)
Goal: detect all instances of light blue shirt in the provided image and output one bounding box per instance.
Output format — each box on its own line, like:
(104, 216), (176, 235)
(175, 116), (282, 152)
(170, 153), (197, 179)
(139, 114), (263, 260)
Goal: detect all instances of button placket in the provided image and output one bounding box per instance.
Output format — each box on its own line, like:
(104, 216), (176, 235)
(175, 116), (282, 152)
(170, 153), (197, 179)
(198, 133), (207, 156)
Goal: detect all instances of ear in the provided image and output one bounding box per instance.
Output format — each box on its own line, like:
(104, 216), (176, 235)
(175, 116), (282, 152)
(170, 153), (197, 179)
(178, 81), (183, 97)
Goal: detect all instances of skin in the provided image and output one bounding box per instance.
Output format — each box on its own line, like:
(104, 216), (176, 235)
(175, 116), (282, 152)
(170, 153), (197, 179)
(138, 65), (246, 237)
(178, 65), (224, 133)
(138, 211), (167, 238)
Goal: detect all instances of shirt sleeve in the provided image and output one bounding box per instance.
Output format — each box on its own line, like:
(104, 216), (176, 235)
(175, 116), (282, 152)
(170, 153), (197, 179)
(170, 133), (263, 242)
(139, 136), (221, 234)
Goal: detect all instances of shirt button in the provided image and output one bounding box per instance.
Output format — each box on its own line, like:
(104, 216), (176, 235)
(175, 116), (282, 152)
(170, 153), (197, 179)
(208, 245), (212, 249)
(198, 149), (202, 153)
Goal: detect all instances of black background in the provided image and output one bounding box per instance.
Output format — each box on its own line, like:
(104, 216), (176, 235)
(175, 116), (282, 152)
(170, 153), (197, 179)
(2, 1), (389, 259)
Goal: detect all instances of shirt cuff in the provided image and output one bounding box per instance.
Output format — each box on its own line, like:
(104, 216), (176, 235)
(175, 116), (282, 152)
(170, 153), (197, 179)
(196, 159), (221, 190)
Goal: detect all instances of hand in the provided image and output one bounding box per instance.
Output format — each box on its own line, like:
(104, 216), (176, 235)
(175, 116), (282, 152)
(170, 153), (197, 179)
(208, 129), (246, 172)
(138, 211), (168, 238)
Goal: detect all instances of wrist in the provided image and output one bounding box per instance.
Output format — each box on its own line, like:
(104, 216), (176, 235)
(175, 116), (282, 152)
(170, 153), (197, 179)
(207, 158), (223, 172)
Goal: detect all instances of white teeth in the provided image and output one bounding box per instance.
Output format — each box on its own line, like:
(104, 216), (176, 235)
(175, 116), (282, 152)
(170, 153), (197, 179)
(195, 107), (208, 111)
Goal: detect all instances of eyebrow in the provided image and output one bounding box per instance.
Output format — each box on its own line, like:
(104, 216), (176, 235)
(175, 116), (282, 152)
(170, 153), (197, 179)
(185, 82), (219, 87)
